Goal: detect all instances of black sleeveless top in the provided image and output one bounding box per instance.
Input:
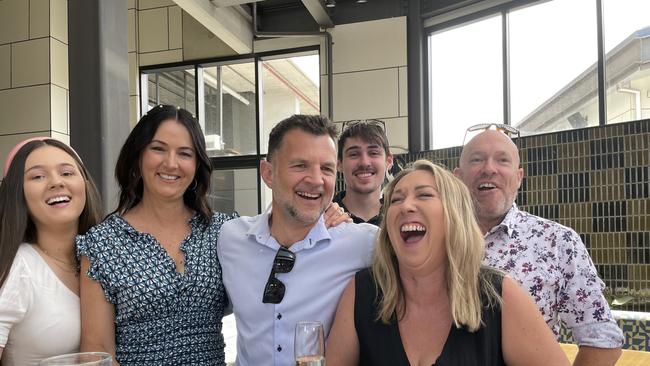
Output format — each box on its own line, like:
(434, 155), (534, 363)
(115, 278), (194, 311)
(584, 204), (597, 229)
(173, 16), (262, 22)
(354, 268), (505, 366)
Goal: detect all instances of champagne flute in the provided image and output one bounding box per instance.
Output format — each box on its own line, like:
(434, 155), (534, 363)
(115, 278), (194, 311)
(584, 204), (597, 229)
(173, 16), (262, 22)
(39, 352), (112, 366)
(294, 321), (325, 366)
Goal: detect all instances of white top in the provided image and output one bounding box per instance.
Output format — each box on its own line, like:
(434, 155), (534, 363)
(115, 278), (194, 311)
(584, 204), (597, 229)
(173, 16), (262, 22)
(217, 208), (377, 366)
(0, 243), (80, 365)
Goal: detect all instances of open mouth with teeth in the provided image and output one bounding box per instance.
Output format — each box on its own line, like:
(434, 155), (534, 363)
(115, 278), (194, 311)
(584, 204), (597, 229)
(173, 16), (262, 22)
(296, 191), (321, 200)
(46, 195), (71, 206)
(400, 224), (426, 244)
(478, 182), (497, 192)
(158, 173), (180, 181)
(354, 170), (375, 180)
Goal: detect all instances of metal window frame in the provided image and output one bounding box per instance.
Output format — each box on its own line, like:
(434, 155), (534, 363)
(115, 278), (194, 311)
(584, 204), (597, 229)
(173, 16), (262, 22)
(139, 45), (320, 214)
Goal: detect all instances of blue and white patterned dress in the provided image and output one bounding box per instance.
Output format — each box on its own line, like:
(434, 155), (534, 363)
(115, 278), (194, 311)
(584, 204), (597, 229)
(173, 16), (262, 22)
(76, 211), (237, 365)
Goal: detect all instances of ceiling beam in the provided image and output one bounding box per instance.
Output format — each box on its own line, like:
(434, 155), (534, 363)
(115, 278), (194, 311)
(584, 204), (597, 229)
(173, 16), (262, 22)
(173, 0), (253, 54)
(300, 0), (334, 28)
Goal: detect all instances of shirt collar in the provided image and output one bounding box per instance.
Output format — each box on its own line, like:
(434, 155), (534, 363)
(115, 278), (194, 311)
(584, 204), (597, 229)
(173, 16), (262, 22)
(486, 203), (519, 238)
(247, 205), (332, 250)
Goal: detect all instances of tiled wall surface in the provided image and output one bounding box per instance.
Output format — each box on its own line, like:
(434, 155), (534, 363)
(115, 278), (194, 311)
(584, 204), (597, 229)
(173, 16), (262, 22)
(411, 120), (650, 312)
(329, 17), (409, 155)
(0, 0), (70, 178)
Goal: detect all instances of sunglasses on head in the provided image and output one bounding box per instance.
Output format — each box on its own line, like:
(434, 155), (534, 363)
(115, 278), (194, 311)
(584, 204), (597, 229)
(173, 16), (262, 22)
(462, 123), (521, 146)
(262, 247), (296, 304)
(341, 119), (386, 132)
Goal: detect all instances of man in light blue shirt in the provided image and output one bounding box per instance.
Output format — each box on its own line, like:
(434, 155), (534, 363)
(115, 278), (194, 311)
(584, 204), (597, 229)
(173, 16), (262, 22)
(217, 115), (377, 366)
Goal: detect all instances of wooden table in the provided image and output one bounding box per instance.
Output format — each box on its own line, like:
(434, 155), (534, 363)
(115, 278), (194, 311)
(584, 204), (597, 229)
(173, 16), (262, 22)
(560, 343), (650, 365)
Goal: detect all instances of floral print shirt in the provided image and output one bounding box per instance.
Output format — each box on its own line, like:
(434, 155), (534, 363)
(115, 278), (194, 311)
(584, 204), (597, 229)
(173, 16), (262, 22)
(483, 204), (624, 348)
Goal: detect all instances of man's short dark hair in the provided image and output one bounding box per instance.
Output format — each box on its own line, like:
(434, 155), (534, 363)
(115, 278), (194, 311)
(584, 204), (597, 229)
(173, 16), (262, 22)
(267, 115), (338, 161)
(338, 120), (390, 161)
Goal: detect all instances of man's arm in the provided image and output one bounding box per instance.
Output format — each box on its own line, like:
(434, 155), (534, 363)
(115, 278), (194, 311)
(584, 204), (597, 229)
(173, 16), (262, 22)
(573, 346), (621, 366)
(556, 227), (623, 365)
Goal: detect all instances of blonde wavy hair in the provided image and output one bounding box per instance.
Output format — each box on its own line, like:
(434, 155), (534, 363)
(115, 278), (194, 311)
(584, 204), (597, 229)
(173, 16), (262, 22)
(372, 160), (502, 331)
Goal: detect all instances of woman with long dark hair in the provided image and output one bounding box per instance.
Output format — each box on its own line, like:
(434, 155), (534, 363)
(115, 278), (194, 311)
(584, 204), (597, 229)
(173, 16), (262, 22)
(0, 138), (102, 365)
(78, 105), (349, 365)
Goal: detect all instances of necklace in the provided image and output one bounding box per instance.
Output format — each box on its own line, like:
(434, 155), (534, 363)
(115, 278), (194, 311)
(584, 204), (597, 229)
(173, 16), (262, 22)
(36, 246), (80, 277)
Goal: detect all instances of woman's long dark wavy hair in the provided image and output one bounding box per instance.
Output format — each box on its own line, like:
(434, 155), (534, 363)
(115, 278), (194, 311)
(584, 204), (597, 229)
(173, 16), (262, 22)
(0, 139), (103, 288)
(114, 105), (212, 223)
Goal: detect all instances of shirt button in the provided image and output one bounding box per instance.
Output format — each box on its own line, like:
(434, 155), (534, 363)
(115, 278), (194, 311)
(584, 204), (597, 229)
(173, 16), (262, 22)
(277, 345), (282, 352)
(277, 313), (282, 320)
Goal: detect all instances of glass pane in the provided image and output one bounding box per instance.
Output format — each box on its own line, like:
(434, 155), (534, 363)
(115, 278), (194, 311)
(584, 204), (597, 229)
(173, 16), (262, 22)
(603, 0), (650, 124)
(209, 168), (259, 216)
(260, 53), (320, 154)
(429, 15), (503, 149)
(203, 62), (257, 157)
(146, 68), (196, 115)
(510, 0), (598, 134)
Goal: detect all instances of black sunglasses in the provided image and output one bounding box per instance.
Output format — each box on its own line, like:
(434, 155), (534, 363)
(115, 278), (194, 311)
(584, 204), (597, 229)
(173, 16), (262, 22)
(462, 123), (521, 146)
(262, 247), (296, 304)
(341, 119), (386, 132)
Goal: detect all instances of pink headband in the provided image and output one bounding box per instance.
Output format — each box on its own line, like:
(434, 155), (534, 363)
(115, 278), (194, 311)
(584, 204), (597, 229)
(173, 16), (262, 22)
(3, 137), (55, 176)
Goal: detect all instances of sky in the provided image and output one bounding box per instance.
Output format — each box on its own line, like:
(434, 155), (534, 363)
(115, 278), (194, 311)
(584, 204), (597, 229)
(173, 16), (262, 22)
(429, 0), (650, 149)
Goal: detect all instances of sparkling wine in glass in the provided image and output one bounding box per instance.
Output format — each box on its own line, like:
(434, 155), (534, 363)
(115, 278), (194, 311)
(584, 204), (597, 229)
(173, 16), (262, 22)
(294, 321), (325, 366)
(39, 352), (112, 366)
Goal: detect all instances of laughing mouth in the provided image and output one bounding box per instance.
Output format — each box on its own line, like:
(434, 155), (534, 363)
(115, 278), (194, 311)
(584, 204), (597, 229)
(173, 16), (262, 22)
(354, 170), (375, 179)
(296, 191), (321, 200)
(478, 182), (497, 191)
(46, 195), (71, 205)
(158, 173), (180, 181)
(400, 223), (426, 243)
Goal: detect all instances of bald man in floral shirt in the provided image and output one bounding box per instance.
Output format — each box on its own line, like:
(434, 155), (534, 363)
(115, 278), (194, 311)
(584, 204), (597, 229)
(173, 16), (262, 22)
(454, 129), (623, 366)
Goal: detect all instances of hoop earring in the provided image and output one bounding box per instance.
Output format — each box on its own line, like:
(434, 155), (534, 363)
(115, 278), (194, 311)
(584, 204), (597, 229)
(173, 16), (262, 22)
(189, 179), (198, 191)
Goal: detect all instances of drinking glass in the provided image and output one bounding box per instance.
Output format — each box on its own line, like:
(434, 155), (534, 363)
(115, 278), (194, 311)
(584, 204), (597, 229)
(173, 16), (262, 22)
(294, 321), (325, 366)
(39, 352), (112, 366)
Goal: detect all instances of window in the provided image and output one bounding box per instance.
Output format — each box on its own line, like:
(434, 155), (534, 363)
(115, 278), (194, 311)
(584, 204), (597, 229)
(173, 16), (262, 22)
(429, 15), (503, 149)
(140, 48), (320, 215)
(427, 0), (650, 148)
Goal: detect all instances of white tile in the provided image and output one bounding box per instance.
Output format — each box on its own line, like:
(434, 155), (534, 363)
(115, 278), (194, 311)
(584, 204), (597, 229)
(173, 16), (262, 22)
(332, 68), (400, 121)
(50, 130), (70, 145)
(320, 74), (329, 119)
(50, 0), (68, 44)
(12, 38), (49, 88)
(383, 117), (409, 154)
(234, 169), (257, 190)
(29, 0), (50, 39)
(128, 52), (138, 95)
(138, 0), (175, 9)
(0, 45), (10, 90)
(128, 9), (137, 53)
(234, 188), (258, 217)
(0, 132), (50, 179)
(399, 66), (408, 117)
(129, 95), (140, 128)
(0, 85), (51, 135)
(331, 17), (407, 74)
(138, 8), (169, 53)
(0, 0), (29, 44)
(139, 49), (182, 66)
(168, 6), (182, 50)
(51, 84), (68, 134)
(181, 12), (236, 61)
(51, 38), (68, 89)
(128, 0), (136, 10)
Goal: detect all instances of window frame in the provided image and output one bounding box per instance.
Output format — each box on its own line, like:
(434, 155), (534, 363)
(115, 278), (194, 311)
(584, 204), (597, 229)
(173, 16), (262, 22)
(139, 45), (321, 214)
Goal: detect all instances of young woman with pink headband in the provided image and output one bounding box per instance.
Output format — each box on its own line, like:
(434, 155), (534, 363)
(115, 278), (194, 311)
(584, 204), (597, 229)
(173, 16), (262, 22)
(0, 138), (102, 365)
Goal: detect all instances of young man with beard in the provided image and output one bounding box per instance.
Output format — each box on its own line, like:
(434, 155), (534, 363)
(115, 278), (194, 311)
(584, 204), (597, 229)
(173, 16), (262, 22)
(334, 120), (393, 226)
(454, 129), (623, 366)
(217, 115), (377, 366)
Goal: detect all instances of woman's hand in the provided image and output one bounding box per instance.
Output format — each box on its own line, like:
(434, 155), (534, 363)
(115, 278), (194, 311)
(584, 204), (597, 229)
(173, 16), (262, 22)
(324, 202), (353, 228)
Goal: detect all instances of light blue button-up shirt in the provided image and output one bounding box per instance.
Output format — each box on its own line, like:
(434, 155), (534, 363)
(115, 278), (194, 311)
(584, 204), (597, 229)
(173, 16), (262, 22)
(217, 208), (377, 366)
